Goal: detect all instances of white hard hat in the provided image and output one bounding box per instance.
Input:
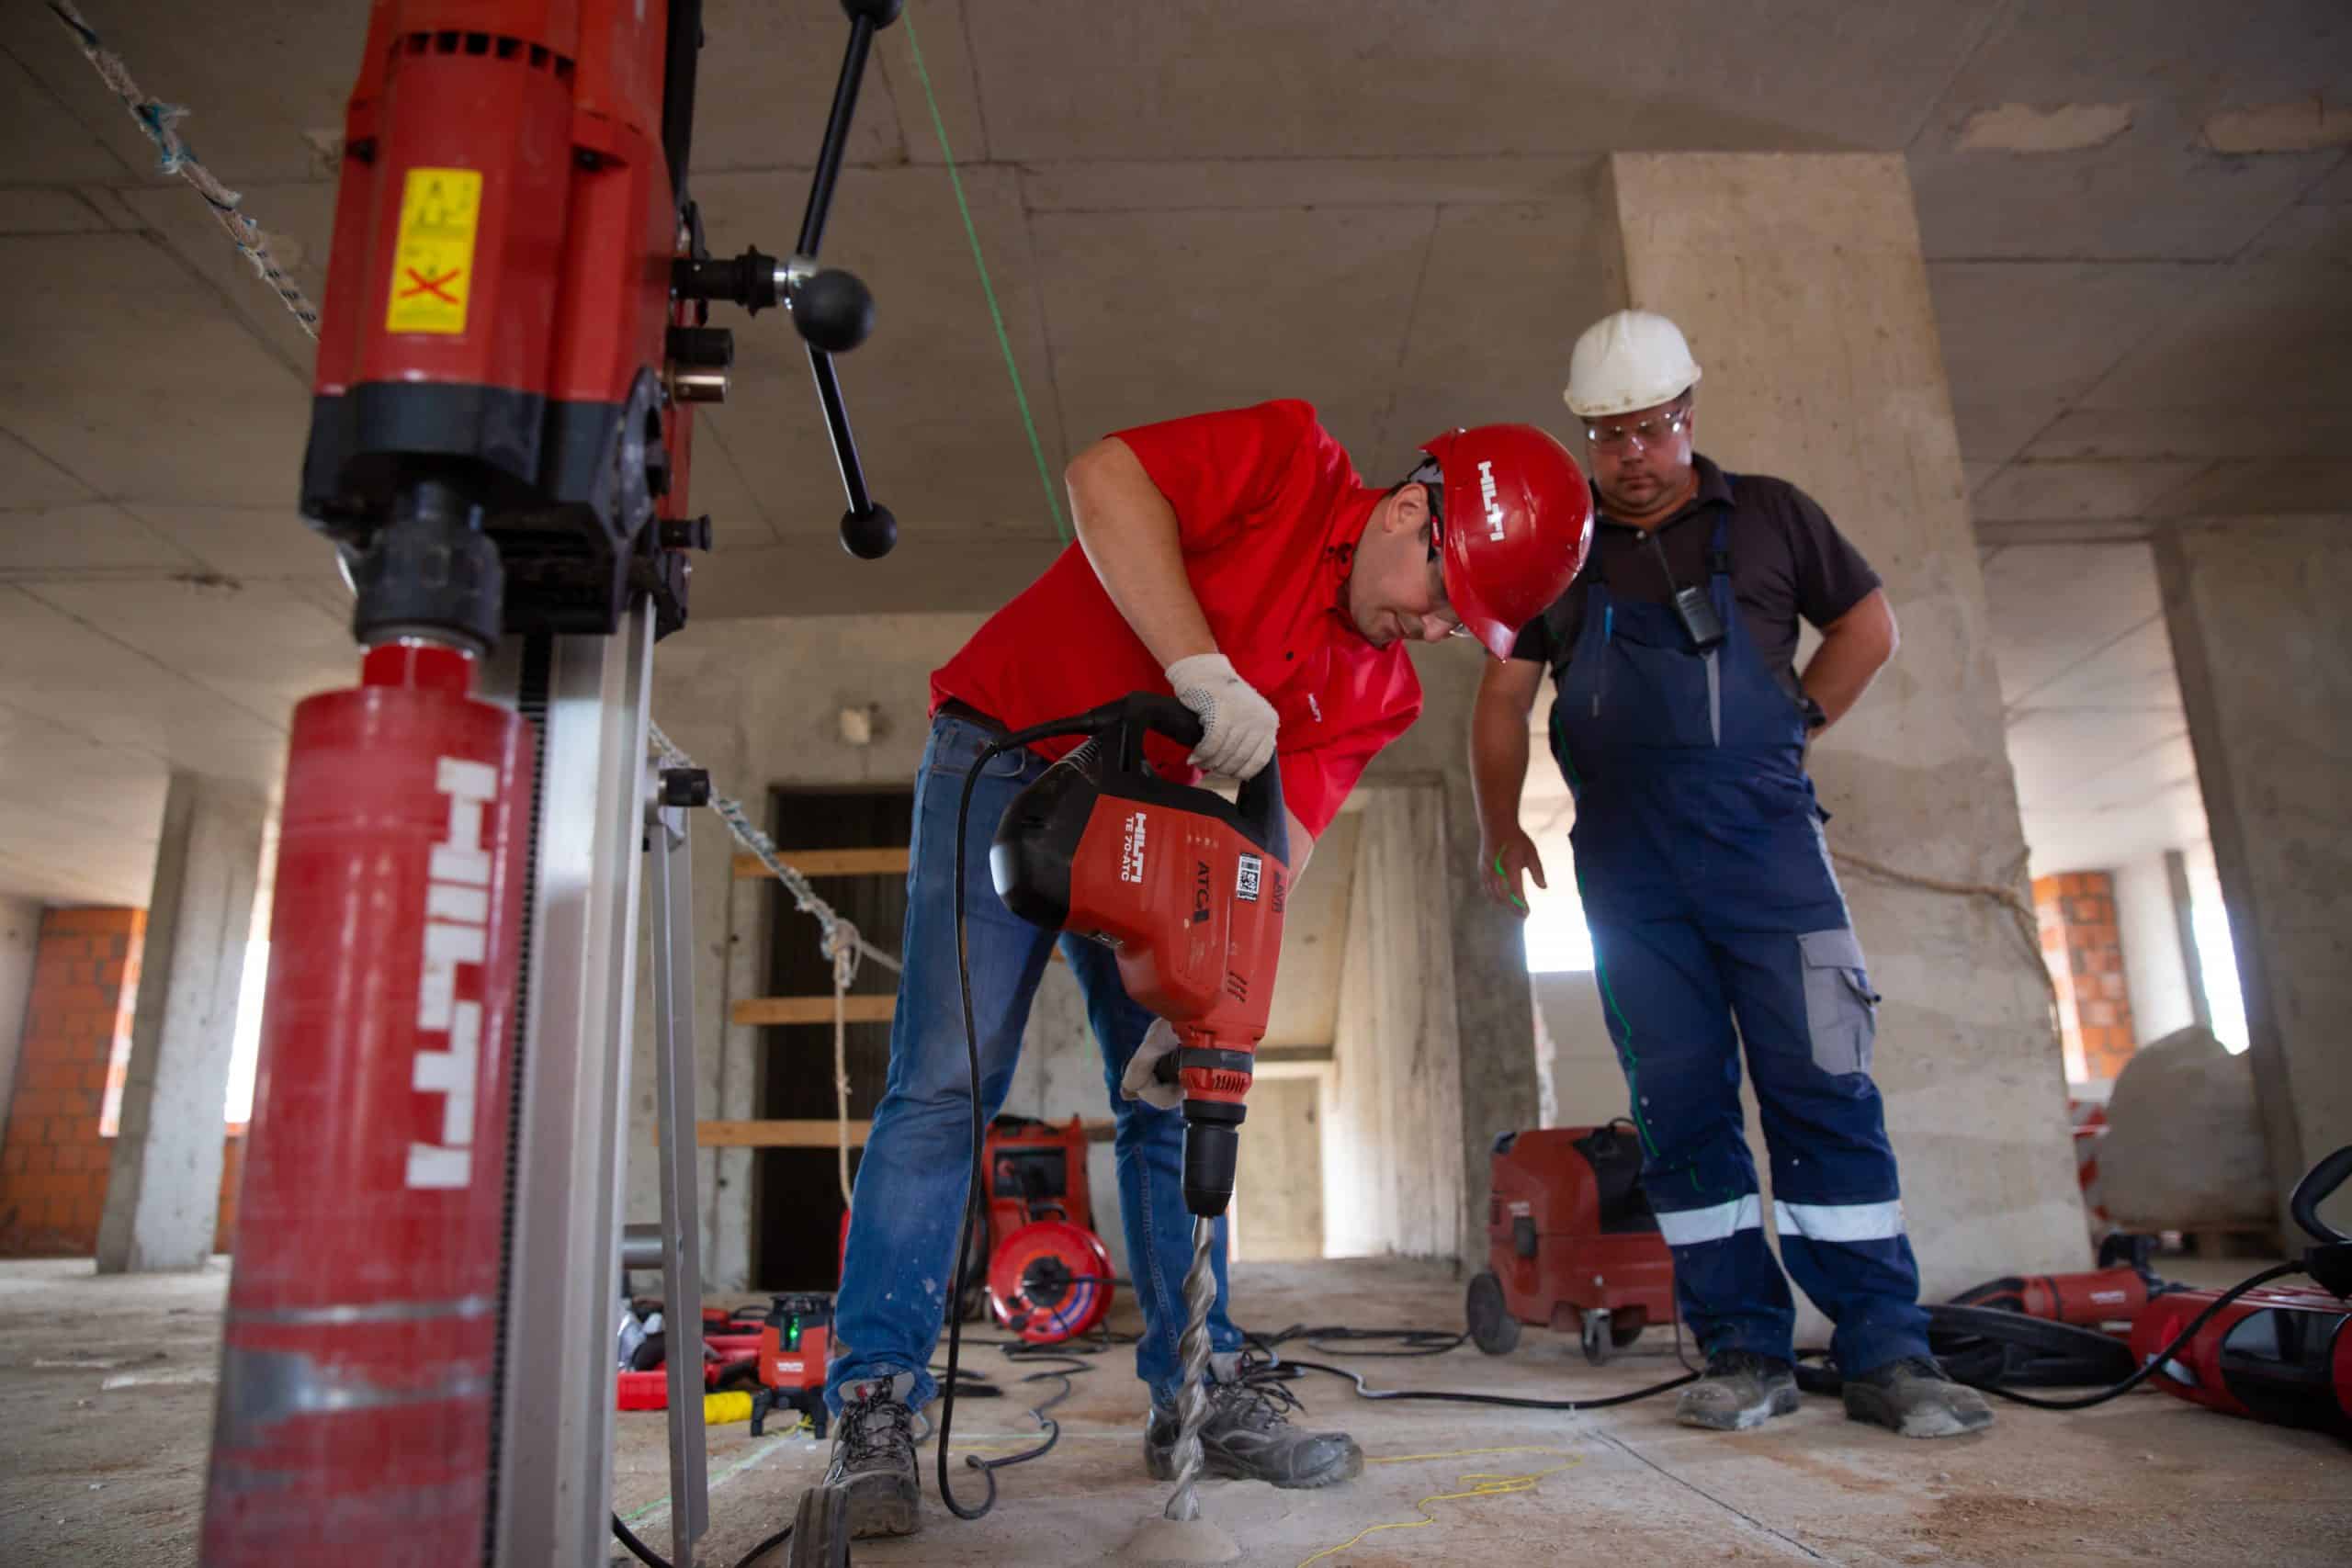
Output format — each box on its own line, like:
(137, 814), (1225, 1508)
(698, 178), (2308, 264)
(1564, 310), (1702, 420)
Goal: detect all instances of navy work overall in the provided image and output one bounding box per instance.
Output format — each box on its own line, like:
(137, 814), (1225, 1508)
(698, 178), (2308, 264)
(1551, 507), (1932, 1375)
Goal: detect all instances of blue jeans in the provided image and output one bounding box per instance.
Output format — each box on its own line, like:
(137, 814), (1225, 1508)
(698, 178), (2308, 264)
(825, 715), (1244, 1414)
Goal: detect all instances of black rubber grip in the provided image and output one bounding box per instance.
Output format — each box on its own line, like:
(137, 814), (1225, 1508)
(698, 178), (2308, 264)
(2290, 1145), (2352, 1245)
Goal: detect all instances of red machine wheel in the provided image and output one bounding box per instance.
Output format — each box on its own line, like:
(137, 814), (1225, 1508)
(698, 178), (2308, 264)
(988, 1221), (1114, 1344)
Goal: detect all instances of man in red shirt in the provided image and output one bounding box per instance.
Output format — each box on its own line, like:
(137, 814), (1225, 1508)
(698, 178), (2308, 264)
(821, 399), (1592, 1538)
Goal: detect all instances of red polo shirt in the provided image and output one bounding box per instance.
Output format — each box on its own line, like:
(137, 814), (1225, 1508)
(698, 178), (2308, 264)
(930, 400), (1422, 840)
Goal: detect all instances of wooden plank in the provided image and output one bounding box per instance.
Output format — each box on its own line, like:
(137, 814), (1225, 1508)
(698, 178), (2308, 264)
(731, 995), (896, 1026)
(734, 847), (910, 880)
(696, 1116), (1118, 1147)
(698, 1119), (871, 1148)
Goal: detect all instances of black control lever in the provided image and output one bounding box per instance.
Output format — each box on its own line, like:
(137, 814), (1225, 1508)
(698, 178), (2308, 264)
(799, 0), (901, 559)
(675, 0), (899, 558)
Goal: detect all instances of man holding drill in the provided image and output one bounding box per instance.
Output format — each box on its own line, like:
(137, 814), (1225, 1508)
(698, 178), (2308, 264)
(827, 397), (1594, 1537)
(1469, 310), (1994, 1439)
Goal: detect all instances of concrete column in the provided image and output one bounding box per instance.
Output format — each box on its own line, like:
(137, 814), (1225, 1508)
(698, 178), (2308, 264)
(96, 773), (263, 1273)
(1599, 152), (2092, 1304)
(2113, 850), (2196, 1045)
(2163, 848), (2216, 1036)
(2154, 517), (2352, 1239)
(0, 897), (40, 1141)
(1325, 781), (1468, 1259)
(1361, 648), (1544, 1265)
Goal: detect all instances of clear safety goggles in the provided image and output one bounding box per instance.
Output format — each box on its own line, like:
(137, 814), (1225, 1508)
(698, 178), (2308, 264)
(1584, 402), (1691, 453)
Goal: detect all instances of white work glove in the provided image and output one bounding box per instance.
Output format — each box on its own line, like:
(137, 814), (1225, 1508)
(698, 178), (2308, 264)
(1119, 1018), (1185, 1112)
(1165, 653), (1278, 780)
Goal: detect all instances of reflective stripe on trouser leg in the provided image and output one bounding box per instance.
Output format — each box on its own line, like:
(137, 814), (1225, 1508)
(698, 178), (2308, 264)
(1775, 1200), (1904, 1242)
(1655, 1193), (1761, 1247)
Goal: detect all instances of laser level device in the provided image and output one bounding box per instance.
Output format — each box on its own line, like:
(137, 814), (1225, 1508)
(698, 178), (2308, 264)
(750, 1293), (834, 1438)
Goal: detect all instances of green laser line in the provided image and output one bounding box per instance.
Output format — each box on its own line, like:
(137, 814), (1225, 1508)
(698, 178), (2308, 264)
(903, 11), (1069, 543)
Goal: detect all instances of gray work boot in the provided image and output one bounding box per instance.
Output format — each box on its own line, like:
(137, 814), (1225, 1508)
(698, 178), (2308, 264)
(1676, 1349), (1802, 1431)
(822, 1372), (921, 1538)
(1146, 1366), (1364, 1489)
(1844, 1356), (1996, 1438)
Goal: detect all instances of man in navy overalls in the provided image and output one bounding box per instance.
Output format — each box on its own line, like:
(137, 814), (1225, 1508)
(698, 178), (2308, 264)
(1469, 310), (1994, 1439)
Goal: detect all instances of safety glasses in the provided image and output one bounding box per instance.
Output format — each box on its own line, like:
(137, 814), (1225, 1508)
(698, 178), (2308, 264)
(1584, 401), (1691, 453)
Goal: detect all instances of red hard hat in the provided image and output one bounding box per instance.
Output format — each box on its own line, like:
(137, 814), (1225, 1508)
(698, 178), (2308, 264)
(1419, 424), (1595, 660)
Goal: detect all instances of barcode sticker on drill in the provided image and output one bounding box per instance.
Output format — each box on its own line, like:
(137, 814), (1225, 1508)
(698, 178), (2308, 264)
(1236, 853), (1261, 902)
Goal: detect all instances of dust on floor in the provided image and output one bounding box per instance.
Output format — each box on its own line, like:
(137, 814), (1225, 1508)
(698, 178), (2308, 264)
(3, 1256), (2346, 1566)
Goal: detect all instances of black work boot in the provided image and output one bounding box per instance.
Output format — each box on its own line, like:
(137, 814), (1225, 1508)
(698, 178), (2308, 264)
(1844, 1356), (1996, 1438)
(822, 1372), (921, 1538)
(1676, 1349), (1801, 1431)
(1145, 1363), (1364, 1489)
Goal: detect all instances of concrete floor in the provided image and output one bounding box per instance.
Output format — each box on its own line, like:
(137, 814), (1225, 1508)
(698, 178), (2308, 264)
(1, 1257), (2346, 1566)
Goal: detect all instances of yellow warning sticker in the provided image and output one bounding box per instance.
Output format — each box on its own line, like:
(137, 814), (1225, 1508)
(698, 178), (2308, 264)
(385, 167), (481, 334)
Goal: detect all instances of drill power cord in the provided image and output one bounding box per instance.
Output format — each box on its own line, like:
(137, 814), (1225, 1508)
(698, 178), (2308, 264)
(937, 721), (1107, 1519)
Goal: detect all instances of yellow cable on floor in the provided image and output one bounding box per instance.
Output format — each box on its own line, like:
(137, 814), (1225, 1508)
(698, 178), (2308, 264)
(1295, 1447), (1583, 1567)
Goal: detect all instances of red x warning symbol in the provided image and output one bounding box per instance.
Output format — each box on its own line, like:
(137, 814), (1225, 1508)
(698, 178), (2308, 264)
(400, 266), (463, 304)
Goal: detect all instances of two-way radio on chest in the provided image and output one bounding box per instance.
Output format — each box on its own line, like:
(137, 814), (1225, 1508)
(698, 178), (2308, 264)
(1640, 526), (1728, 653)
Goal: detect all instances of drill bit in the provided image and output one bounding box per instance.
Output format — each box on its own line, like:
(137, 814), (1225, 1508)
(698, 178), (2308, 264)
(1160, 1215), (1217, 1523)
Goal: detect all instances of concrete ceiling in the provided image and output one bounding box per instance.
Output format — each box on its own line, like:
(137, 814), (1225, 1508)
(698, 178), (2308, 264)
(2, 0), (2347, 905)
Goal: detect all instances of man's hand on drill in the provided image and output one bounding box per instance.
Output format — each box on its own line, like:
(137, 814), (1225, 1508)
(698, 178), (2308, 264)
(1166, 653), (1279, 780)
(1120, 1019), (1185, 1111)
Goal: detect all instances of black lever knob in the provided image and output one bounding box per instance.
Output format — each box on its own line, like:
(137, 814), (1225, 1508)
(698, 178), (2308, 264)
(840, 503), (897, 560)
(791, 268), (874, 355)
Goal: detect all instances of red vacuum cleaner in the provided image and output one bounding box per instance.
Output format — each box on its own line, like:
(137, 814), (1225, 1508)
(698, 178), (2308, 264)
(1467, 1121), (1679, 1365)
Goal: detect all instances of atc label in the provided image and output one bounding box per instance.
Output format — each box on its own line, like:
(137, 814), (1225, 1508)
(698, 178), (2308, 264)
(385, 167), (481, 334)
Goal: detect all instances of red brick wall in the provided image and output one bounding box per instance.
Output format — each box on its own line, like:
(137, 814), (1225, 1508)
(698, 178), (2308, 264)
(0, 908), (142, 1256)
(217, 1123), (248, 1249)
(0, 909), (250, 1258)
(2033, 872), (2138, 1082)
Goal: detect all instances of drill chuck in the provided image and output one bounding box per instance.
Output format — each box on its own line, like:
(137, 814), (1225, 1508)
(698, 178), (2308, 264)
(1182, 1118), (1241, 1219)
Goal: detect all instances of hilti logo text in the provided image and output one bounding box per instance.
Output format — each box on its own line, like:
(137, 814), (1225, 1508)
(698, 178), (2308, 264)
(1120, 811), (1148, 884)
(408, 757), (497, 1190)
(1477, 459), (1505, 541)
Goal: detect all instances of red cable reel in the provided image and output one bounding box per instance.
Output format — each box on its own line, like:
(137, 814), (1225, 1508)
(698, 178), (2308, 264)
(987, 1220), (1114, 1345)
